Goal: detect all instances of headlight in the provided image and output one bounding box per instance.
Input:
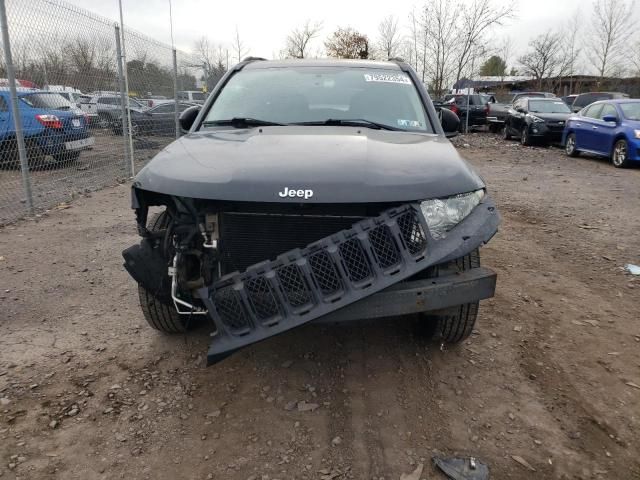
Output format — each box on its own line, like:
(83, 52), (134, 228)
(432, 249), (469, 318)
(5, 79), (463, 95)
(528, 115), (545, 123)
(634, 129), (640, 139)
(420, 189), (485, 239)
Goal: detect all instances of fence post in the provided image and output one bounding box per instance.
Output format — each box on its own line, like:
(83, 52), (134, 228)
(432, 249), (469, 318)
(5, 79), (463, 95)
(117, 1), (135, 176)
(114, 24), (132, 176)
(0, 0), (34, 214)
(172, 48), (179, 139)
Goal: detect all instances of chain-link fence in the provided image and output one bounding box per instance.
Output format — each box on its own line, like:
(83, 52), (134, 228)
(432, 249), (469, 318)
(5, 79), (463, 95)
(0, 0), (205, 225)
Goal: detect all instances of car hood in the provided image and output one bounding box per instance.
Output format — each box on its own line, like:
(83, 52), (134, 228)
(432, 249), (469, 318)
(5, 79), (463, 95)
(133, 126), (485, 203)
(531, 112), (570, 122)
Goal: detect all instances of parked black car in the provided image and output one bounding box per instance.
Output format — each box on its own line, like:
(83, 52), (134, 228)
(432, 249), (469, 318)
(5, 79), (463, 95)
(503, 97), (571, 146)
(121, 58), (501, 365)
(570, 92), (629, 113)
(561, 94), (577, 107)
(442, 94), (488, 130)
(112, 101), (198, 136)
(486, 92), (555, 132)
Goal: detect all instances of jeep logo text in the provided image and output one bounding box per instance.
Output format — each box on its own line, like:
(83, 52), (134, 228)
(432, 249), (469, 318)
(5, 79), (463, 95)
(278, 187), (313, 199)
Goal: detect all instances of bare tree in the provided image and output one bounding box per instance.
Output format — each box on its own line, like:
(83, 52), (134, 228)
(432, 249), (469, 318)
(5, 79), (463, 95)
(498, 36), (513, 78)
(377, 15), (401, 59)
(559, 10), (583, 94)
(192, 36), (226, 90)
(232, 26), (249, 64)
(632, 38), (640, 76)
(588, 0), (635, 78)
(408, 7), (420, 72)
(453, 0), (515, 85)
(325, 27), (369, 59)
(518, 31), (563, 89)
(284, 20), (323, 58)
(421, 0), (459, 95)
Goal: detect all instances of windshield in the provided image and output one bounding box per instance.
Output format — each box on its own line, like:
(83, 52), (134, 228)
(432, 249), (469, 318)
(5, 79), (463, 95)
(204, 66), (431, 132)
(619, 102), (640, 120)
(20, 93), (72, 110)
(529, 100), (570, 113)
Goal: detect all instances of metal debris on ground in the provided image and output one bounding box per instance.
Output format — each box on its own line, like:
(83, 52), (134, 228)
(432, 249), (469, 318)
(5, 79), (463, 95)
(624, 264), (640, 275)
(511, 455), (536, 472)
(400, 462), (424, 480)
(432, 456), (489, 480)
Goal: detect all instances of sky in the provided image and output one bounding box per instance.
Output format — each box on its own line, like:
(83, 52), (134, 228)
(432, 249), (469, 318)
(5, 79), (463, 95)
(63, 0), (628, 69)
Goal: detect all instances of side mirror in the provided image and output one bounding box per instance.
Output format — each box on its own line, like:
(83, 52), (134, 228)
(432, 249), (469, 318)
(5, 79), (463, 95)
(602, 114), (617, 123)
(179, 105), (201, 132)
(439, 107), (460, 138)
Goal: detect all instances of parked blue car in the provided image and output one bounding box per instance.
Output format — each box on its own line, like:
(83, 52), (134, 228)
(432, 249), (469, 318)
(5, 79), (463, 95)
(0, 89), (94, 168)
(562, 99), (640, 168)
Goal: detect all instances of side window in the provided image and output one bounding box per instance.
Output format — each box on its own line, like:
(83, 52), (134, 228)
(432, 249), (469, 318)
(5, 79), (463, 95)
(153, 104), (173, 113)
(583, 104), (603, 119)
(0, 96), (8, 112)
(599, 104), (618, 120)
(177, 92), (187, 100)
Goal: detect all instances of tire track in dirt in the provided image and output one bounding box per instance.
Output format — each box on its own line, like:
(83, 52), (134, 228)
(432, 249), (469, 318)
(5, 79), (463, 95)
(496, 212), (639, 477)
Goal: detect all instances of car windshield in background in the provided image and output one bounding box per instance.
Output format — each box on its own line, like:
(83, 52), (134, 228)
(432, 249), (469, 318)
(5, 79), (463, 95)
(529, 100), (570, 114)
(619, 102), (640, 120)
(20, 93), (72, 110)
(449, 95), (484, 106)
(204, 67), (431, 132)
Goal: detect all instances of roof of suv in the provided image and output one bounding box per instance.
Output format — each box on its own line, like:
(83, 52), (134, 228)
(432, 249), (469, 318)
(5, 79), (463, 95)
(243, 58), (403, 70)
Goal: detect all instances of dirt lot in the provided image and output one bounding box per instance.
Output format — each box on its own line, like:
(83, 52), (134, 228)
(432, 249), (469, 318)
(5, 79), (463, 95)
(1, 133), (639, 480)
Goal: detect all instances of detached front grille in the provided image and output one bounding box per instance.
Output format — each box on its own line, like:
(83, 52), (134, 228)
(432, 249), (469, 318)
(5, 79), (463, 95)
(207, 204), (431, 363)
(219, 213), (363, 273)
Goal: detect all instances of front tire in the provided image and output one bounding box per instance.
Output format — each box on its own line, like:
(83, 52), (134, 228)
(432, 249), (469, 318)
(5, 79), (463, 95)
(436, 250), (481, 343)
(503, 123), (511, 140)
(53, 150), (80, 167)
(611, 139), (631, 168)
(136, 212), (195, 334)
(565, 133), (579, 157)
(97, 112), (111, 129)
(521, 126), (531, 146)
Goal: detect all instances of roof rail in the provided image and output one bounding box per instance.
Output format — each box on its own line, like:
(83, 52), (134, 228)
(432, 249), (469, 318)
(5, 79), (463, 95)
(388, 57), (406, 64)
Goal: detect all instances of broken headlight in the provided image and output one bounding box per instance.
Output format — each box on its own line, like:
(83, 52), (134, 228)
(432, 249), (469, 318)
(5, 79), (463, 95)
(420, 189), (485, 239)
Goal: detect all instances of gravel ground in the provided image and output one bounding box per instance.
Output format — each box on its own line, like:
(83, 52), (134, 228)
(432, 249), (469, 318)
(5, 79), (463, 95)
(1, 132), (639, 480)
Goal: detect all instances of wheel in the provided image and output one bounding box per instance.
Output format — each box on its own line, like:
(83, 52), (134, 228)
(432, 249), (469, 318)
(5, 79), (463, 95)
(436, 249), (481, 343)
(611, 139), (631, 168)
(520, 126), (531, 146)
(97, 112), (111, 129)
(503, 123), (511, 140)
(565, 133), (579, 157)
(53, 150), (80, 167)
(24, 139), (47, 170)
(137, 212), (195, 333)
(0, 139), (18, 169)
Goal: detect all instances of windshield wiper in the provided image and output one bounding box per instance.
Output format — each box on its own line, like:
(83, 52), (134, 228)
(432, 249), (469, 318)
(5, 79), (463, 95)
(202, 117), (286, 128)
(294, 118), (401, 131)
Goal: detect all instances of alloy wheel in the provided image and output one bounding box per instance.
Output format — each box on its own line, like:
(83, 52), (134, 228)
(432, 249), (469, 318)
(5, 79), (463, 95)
(612, 140), (627, 167)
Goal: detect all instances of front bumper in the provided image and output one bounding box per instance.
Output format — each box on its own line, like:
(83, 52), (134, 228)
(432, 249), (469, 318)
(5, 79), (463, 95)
(527, 123), (564, 142)
(316, 266), (496, 323)
(201, 195), (500, 364)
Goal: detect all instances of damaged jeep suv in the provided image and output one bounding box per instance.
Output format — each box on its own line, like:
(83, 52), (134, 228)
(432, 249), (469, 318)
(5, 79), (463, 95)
(122, 58), (500, 365)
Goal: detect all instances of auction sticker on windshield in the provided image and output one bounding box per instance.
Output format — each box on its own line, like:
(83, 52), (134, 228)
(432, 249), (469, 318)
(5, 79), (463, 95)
(364, 73), (411, 85)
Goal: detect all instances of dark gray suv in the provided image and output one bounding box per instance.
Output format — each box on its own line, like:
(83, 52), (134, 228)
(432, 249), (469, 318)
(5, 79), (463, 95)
(122, 58), (501, 364)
